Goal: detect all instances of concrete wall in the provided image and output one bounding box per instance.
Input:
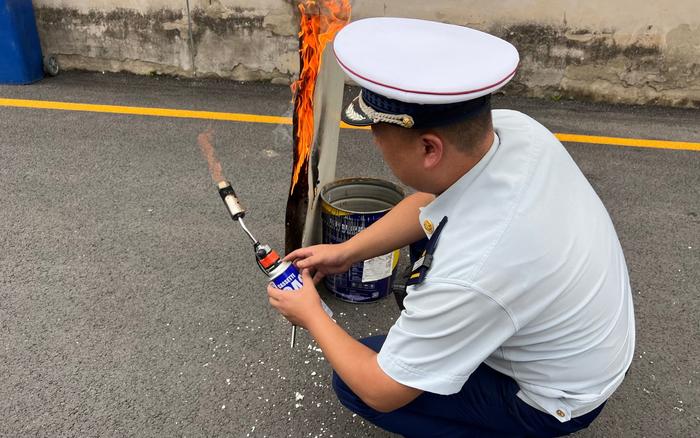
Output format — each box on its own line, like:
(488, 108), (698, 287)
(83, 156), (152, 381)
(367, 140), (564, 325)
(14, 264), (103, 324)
(34, 0), (700, 107)
(34, 0), (299, 82)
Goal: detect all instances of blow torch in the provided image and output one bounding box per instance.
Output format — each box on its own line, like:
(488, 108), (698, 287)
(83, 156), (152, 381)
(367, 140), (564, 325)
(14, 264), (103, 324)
(216, 181), (331, 349)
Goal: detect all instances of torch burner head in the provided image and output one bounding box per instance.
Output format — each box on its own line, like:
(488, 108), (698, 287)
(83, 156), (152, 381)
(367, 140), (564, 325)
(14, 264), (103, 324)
(217, 180), (246, 220)
(217, 180), (259, 245)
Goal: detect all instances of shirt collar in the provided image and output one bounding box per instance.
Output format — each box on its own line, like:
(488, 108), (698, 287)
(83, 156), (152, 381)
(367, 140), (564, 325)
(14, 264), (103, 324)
(419, 132), (500, 237)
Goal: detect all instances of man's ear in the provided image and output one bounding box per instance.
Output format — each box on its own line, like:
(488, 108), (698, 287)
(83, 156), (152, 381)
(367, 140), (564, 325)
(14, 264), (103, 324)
(419, 133), (444, 170)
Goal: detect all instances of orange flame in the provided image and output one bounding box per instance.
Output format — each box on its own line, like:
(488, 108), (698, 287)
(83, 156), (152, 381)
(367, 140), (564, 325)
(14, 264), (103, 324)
(198, 128), (225, 183)
(290, 0), (351, 192)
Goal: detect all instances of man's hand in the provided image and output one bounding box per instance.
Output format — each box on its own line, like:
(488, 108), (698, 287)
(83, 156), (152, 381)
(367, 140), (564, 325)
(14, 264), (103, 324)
(267, 269), (327, 329)
(283, 193), (434, 284)
(284, 243), (354, 283)
(268, 269), (424, 413)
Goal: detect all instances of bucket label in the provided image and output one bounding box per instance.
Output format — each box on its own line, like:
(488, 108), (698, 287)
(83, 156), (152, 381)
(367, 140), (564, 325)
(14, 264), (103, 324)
(362, 253), (394, 282)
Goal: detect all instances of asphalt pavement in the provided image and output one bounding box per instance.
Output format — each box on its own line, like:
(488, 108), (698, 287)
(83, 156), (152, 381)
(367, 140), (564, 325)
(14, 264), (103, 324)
(0, 72), (698, 437)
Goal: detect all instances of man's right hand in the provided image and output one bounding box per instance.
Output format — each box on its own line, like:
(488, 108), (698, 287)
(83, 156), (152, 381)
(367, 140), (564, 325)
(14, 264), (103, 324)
(284, 243), (354, 283)
(285, 193), (434, 284)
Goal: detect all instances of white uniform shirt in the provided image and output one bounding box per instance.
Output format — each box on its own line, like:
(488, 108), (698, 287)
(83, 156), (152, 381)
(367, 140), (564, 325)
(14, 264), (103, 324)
(376, 110), (636, 422)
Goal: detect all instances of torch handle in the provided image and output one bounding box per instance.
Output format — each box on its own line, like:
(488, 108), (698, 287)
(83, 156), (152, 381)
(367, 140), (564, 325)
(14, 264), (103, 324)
(236, 218), (258, 245)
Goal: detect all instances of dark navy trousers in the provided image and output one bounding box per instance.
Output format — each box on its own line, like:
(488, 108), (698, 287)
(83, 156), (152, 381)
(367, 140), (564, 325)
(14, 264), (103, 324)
(332, 335), (605, 438)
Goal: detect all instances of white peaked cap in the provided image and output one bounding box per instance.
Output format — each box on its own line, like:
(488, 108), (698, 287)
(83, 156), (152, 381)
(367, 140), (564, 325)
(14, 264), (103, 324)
(334, 17), (519, 105)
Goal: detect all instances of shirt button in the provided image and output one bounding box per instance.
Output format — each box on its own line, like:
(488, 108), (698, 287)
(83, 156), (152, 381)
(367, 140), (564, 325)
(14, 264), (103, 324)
(556, 409), (566, 418)
(423, 219), (434, 233)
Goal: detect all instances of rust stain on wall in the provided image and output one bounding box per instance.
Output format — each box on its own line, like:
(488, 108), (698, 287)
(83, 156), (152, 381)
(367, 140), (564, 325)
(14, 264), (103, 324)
(495, 23), (699, 108)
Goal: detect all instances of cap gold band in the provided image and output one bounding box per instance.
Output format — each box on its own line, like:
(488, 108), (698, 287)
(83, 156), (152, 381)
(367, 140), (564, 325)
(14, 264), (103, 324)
(355, 93), (415, 128)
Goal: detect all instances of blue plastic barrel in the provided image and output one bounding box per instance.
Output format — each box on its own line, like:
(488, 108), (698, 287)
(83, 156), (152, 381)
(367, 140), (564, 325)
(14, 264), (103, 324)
(0, 0), (44, 84)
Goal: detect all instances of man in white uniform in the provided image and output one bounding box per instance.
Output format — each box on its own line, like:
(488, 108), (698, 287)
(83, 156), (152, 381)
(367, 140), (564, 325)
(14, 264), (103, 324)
(267, 17), (635, 437)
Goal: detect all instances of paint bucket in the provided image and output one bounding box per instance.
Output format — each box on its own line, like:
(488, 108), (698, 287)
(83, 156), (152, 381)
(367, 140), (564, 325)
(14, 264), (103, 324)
(320, 178), (404, 303)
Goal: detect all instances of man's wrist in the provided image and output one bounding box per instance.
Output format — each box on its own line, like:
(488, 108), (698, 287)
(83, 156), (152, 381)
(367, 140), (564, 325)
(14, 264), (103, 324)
(306, 307), (335, 336)
(340, 238), (363, 266)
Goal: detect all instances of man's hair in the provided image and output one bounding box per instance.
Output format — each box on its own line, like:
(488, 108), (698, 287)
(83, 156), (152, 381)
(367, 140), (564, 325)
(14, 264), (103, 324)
(421, 95), (493, 152)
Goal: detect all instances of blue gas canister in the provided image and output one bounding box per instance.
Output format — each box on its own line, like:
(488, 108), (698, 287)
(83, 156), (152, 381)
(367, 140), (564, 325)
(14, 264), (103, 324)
(257, 246), (333, 316)
(268, 261), (304, 291)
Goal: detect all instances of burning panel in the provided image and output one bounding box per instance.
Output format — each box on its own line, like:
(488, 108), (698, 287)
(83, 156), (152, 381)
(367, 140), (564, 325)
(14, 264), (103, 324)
(285, 0), (351, 254)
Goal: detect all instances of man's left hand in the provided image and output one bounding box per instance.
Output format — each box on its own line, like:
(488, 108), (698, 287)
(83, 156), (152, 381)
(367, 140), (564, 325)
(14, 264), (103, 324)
(267, 269), (327, 328)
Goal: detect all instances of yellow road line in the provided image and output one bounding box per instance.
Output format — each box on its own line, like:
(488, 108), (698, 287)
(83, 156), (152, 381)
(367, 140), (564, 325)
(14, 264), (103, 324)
(340, 121), (369, 130)
(1, 97), (698, 152)
(555, 133), (700, 152)
(0, 97), (291, 125)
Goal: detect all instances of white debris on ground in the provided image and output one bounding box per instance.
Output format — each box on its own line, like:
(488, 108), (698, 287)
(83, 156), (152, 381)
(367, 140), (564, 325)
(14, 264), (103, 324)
(183, 300), (391, 438)
(307, 344), (323, 353)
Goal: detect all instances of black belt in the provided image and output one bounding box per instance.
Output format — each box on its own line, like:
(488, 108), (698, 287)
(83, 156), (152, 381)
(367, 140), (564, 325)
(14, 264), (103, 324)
(393, 216), (449, 310)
